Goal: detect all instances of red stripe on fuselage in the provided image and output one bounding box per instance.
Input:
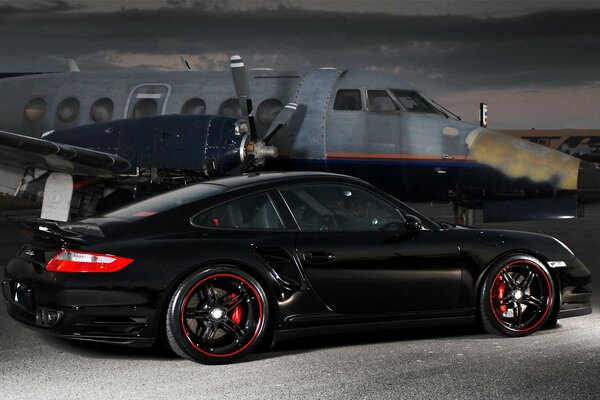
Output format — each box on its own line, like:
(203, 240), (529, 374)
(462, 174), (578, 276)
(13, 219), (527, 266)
(325, 152), (473, 162)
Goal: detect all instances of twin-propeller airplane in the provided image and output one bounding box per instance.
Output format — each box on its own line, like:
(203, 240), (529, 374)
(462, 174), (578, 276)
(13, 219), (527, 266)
(0, 56), (599, 222)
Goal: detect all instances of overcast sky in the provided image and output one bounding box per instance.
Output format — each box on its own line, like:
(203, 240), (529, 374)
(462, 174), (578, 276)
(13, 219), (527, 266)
(1, 0), (600, 129)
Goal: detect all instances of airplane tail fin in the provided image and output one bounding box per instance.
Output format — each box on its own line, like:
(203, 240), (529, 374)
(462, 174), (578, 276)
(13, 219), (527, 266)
(67, 59), (80, 72)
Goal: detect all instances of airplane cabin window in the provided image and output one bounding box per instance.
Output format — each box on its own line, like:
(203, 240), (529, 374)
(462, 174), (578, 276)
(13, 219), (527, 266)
(333, 90), (362, 111)
(24, 98), (46, 122)
(367, 90), (399, 112)
(91, 98), (114, 122)
(182, 98), (206, 115)
(391, 90), (439, 114)
(57, 97), (80, 123)
(219, 99), (242, 118)
(257, 98), (283, 124)
(133, 98), (158, 118)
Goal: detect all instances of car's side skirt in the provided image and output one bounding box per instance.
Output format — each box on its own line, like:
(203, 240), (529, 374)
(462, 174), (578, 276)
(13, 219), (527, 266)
(272, 315), (475, 345)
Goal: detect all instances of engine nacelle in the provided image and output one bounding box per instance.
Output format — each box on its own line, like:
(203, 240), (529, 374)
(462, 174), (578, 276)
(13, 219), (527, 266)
(44, 114), (249, 178)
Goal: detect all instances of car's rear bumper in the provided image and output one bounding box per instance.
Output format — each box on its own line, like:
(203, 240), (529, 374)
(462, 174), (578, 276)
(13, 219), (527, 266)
(3, 258), (160, 347)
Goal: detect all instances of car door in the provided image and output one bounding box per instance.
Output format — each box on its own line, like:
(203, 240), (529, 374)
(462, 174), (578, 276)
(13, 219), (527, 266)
(280, 183), (462, 315)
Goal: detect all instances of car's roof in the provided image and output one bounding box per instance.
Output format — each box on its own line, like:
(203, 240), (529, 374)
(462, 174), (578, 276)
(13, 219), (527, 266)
(94, 171), (371, 225)
(204, 171), (364, 189)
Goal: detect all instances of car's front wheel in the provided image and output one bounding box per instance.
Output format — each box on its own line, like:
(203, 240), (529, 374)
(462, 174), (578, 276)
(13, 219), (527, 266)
(165, 266), (269, 364)
(480, 254), (554, 337)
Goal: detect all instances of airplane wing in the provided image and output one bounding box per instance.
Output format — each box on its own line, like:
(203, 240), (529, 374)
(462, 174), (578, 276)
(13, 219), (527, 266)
(0, 129), (130, 176)
(0, 129), (131, 222)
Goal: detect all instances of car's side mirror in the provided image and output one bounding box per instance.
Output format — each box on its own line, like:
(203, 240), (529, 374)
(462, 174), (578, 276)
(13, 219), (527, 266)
(405, 214), (423, 232)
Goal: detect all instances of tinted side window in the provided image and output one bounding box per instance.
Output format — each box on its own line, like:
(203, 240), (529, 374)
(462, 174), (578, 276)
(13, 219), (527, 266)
(367, 90), (398, 112)
(280, 185), (403, 231)
(193, 193), (284, 230)
(333, 90), (362, 111)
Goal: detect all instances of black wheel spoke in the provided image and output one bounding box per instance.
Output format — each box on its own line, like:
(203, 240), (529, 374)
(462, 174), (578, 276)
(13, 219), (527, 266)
(201, 321), (218, 343)
(204, 283), (217, 306)
(500, 271), (517, 290)
(523, 294), (543, 310)
(222, 292), (248, 312)
(184, 308), (210, 319)
(222, 317), (247, 338)
(520, 270), (535, 290)
(513, 304), (522, 327)
(492, 295), (512, 307)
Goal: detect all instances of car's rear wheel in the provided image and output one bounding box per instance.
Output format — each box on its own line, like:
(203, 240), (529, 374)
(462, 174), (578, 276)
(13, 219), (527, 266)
(480, 254), (554, 337)
(166, 266), (269, 364)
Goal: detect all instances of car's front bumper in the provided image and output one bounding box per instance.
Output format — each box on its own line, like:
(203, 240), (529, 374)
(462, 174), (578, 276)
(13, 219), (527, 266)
(554, 257), (593, 320)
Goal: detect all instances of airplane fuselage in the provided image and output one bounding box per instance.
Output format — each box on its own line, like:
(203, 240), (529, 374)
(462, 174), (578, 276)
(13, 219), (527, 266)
(0, 69), (478, 201)
(0, 67), (598, 222)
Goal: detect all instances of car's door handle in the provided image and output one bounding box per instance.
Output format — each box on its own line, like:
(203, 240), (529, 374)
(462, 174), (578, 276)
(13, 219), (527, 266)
(302, 251), (336, 265)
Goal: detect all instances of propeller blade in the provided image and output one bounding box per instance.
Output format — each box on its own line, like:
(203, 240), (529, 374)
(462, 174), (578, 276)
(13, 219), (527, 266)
(263, 103), (298, 143)
(230, 55), (258, 141)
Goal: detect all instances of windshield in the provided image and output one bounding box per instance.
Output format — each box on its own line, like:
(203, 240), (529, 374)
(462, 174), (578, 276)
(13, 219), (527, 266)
(390, 90), (441, 114)
(103, 183), (225, 221)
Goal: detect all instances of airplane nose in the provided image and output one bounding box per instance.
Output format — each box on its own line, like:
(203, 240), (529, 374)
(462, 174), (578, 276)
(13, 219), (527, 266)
(465, 127), (600, 204)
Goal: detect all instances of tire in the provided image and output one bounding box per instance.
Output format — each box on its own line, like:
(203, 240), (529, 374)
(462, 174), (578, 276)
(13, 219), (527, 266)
(165, 265), (269, 364)
(480, 254), (555, 337)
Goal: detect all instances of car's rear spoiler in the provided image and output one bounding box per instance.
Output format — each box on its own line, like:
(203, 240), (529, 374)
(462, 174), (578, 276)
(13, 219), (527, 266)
(3, 215), (104, 245)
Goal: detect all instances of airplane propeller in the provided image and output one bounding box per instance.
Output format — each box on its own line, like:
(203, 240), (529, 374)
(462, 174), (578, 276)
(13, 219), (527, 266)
(230, 55), (259, 143)
(230, 55), (297, 172)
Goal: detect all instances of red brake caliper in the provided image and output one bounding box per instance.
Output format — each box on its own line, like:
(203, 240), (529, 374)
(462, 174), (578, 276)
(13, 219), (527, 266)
(230, 294), (242, 324)
(497, 277), (507, 314)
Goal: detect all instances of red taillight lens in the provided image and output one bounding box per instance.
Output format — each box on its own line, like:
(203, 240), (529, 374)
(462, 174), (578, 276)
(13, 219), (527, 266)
(46, 250), (134, 273)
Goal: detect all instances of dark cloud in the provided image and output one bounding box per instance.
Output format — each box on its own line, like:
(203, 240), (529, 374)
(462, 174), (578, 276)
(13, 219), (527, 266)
(1, 4), (599, 95)
(30, 1), (80, 12)
(0, 0), (80, 16)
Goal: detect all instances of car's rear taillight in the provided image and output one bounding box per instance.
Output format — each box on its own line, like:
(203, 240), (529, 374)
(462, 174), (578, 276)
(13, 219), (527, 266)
(46, 250), (134, 273)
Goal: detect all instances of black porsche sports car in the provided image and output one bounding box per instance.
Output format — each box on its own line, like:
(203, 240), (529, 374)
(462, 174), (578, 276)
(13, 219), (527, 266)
(3, 172), (592, 364)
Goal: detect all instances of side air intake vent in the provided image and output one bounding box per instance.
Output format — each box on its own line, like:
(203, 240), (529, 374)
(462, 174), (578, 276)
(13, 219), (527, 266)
(254, 247), (302, 287)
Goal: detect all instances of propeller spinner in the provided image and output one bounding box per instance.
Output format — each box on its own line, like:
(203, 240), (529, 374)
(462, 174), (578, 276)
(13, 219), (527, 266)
(230, 55), (297, 172)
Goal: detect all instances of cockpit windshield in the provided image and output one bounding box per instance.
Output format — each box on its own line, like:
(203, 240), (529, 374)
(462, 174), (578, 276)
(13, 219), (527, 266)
(390, 90), (441, 114)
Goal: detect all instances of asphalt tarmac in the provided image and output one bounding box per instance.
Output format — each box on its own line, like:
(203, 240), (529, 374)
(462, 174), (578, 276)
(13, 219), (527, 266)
(1, 205), (599, 400)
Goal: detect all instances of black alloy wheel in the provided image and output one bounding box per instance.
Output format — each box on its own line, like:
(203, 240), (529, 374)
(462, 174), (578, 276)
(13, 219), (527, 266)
(166, 266), (269, 364)
(480, 255), (554, 337)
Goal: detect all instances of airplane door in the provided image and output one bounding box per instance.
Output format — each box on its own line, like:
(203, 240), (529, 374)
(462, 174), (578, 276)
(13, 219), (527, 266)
(125, 84), (171, 119)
